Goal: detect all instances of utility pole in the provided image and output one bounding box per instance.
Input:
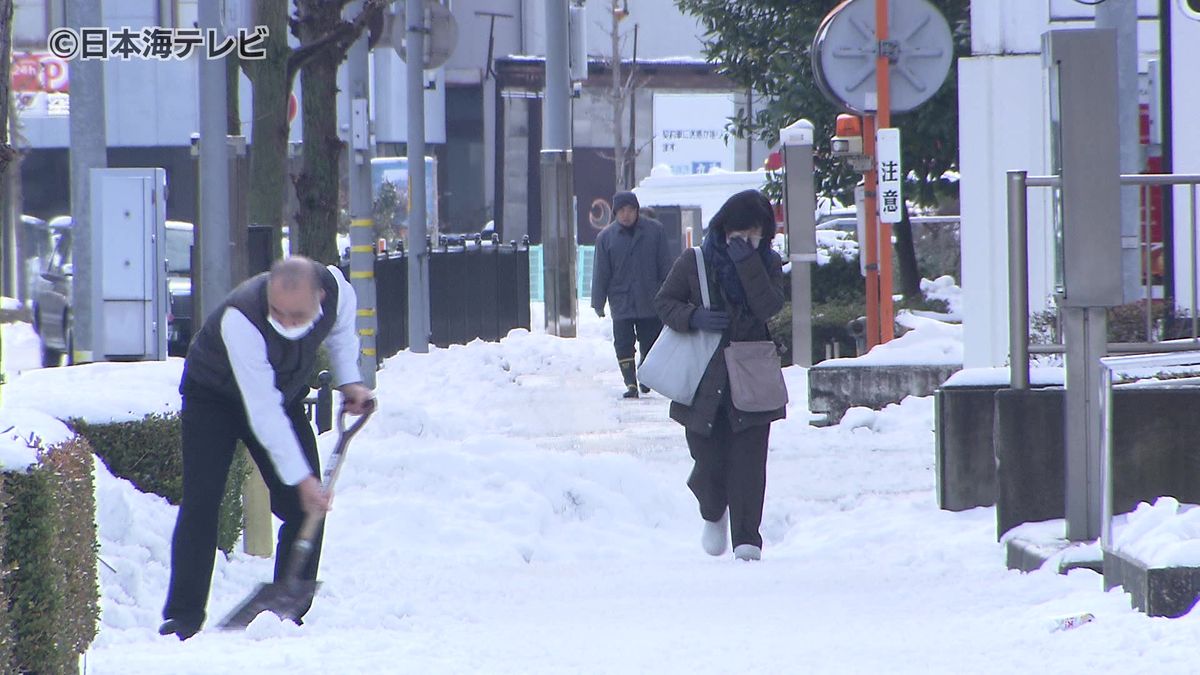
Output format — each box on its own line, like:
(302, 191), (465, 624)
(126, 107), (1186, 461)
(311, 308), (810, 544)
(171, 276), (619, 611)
(1095, 0), (1143, 302)
(406, 0), (431, 353)
(65, 0), (107, 363)
(542, 0), (577, 337)
(873, 0), (894, 344)
(347, 0), (379, 381)
(196, 0), (232, 324)
(611, 0), (625, 191)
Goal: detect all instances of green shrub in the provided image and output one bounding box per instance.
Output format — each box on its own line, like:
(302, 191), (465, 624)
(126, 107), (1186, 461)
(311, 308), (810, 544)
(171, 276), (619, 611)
(70, 414), (249, 554)
(0, 436), (99, 673)
(1031, 302), (1195, 346)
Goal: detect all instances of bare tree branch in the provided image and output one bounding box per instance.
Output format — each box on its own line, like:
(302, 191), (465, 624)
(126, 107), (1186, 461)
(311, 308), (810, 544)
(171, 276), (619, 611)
(287, 0), (386, 83)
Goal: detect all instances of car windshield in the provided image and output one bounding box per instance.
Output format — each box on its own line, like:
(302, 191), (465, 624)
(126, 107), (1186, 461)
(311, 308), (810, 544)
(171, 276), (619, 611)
(166, 228), (193, 274)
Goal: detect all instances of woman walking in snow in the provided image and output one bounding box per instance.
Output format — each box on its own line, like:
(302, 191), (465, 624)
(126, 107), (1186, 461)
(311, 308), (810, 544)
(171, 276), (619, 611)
(654, 189), (787, 561)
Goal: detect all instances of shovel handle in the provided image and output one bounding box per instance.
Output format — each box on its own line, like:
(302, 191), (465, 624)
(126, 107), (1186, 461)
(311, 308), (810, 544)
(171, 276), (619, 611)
(281, 401), (375, 581)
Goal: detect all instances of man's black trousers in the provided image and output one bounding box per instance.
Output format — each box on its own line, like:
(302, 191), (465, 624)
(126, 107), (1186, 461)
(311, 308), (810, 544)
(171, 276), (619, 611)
(163, 381), (323, 628)
(612, 317), (664, 361)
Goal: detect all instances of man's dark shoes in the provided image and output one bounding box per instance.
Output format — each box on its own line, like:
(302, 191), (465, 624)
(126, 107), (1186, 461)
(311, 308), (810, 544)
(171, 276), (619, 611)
(159, 618), (201, 641)
(623, 384), (639, 399)
(639, 384), (650, 394)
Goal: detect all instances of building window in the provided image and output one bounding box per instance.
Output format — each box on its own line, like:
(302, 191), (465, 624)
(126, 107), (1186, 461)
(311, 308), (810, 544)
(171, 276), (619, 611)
(176, 0), (198, 28)
(13, 0), (49, 47)
(14, 0), (69, 48)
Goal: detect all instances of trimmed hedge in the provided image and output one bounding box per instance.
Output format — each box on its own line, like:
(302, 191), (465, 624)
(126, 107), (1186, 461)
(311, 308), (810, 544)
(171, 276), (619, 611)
(71, 414), (249, 554)
(0, 435), (99, 673)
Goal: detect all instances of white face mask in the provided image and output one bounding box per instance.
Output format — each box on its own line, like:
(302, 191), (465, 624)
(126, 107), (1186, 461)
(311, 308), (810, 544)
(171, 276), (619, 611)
(268, 307), (321, 341)
(730, 231), (764, 250)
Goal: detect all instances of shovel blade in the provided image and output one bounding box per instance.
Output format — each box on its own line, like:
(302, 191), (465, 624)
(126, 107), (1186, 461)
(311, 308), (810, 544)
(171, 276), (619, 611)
(215, 579), (320, 631)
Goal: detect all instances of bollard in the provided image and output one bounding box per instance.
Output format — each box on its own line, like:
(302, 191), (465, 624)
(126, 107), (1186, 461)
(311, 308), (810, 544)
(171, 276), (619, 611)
(316, 370), (333, 434)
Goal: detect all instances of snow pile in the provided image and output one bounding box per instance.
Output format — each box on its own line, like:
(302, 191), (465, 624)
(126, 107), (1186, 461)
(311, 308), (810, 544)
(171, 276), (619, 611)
(4, 359), (184, 423)
(919, 275), (964, 321)
(0, 406), (74, 471)
(1112, 497), (1200, 568)
(818, 311), (963, 367)
(943, 366), (1066, 388)
(816, 230), (859, 265)
(1, 297), (19, 312)
(0, 322), (42, 378)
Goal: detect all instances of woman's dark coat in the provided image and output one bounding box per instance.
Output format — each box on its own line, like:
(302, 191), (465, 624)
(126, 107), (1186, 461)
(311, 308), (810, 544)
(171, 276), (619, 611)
(654, 246), (787, 438)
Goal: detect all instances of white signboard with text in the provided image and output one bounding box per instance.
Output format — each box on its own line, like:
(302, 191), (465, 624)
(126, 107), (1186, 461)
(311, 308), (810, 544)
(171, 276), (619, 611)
(876, 128), (903, 224)
(652, 93), (737, 175)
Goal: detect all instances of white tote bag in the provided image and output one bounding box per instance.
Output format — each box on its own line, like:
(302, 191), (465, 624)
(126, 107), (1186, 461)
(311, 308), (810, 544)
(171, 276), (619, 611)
(638, 247), (724, 406)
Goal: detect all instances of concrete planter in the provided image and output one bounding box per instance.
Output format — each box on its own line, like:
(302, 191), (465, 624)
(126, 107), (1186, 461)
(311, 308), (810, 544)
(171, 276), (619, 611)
(808, 364), (961, 425)
(993, 386), (1200, 540)
(934, 385), (1003, 511)
(1104, 550), (1200, 618)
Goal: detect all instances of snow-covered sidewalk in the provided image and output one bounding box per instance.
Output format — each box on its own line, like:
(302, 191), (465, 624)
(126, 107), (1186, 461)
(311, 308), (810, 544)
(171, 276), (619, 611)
(5, 312), (1200, 673)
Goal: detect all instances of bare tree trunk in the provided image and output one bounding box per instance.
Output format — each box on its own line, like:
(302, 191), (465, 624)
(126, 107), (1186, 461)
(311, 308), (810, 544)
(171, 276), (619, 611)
(243, 0), (291, 257)
(293, 0), (344, 265)
(894, 211), (922, 300)
(1, 0), (18, 300)
(0, 0), (15, 178)
(611, 2), (625, 192)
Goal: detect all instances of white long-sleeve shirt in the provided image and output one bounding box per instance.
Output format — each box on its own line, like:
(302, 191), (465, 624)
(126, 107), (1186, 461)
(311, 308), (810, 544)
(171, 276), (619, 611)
(221, 265), (360, 485)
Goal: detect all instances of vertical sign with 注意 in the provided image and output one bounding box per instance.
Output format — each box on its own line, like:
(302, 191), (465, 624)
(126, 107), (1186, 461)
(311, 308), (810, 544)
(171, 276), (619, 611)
(876, 128), (903, 224)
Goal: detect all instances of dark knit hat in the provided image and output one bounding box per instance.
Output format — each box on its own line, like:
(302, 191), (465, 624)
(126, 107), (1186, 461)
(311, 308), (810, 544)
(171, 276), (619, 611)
(613, 191), (640, 213)
(707, 189), (776, 241)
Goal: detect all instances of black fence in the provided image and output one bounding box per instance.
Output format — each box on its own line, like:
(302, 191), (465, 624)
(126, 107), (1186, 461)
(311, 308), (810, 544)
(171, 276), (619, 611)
(372, 237), (531, 360)
(249, 228), (530, 362)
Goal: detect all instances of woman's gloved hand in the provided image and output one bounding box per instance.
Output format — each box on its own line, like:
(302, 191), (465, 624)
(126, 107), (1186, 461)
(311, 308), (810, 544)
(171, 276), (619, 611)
(689, 307), (731, 332)
(727, 236), (756, 262)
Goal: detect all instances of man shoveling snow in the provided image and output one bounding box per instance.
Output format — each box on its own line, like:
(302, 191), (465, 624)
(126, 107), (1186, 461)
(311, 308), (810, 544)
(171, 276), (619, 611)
(159, 257), (374, 640)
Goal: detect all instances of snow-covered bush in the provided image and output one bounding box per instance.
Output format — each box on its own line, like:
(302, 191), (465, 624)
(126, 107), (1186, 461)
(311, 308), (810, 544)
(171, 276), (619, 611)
(0, 436), (99, 672)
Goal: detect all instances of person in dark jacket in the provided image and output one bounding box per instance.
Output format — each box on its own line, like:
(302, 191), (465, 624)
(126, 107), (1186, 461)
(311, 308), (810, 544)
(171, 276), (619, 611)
(654, 189), (786, 561)
(591, 190), (676, 398)
(159, 256), (375, 640)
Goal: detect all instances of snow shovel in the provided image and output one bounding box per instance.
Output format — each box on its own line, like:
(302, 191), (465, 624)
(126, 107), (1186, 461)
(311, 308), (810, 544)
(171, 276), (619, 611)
(216, 401), (374, 630)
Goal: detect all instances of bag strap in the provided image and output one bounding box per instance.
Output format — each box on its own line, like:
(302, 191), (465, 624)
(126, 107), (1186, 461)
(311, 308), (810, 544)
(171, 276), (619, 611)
(693, 247), (711, 310)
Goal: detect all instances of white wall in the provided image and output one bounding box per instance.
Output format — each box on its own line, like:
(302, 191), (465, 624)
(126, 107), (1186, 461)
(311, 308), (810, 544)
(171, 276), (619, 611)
(958, 55), (1055, 368)
(1170, 1), (1200, 315)
(521, 0), (706, 61)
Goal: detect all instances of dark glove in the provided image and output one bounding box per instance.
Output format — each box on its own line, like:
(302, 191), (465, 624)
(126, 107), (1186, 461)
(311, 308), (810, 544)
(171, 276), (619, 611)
(594, 307), (605, 318)
(727, 236), (756, 262)
(689, 308), (730, 332)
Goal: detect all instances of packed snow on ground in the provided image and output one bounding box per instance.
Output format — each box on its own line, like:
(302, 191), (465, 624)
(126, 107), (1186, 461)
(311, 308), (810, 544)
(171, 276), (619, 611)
(3, 308), (1200, 673)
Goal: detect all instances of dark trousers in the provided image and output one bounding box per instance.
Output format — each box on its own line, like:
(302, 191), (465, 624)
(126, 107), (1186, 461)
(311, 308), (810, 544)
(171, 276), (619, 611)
(684, 412), (770, 548)
(613, 317), (664, 362)
(163, 383), (323, 627)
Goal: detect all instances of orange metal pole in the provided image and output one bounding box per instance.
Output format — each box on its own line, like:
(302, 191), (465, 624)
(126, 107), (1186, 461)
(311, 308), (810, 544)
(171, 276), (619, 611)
(862, 113), (881, 349)
(875, 0), (894, 343)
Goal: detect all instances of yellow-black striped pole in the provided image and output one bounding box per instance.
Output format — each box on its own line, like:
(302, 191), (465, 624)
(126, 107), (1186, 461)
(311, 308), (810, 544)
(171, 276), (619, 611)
(349, 218), (378, 387)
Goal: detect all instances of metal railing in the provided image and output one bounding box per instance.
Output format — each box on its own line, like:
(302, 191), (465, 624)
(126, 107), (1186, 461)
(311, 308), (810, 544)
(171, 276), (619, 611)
(1008, 172), (1200, 389)
(1099, 350), (1200, 551)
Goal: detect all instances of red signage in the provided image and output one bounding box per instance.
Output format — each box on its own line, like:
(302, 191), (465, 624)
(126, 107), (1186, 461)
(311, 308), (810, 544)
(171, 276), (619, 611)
(11, 52), (69, 93)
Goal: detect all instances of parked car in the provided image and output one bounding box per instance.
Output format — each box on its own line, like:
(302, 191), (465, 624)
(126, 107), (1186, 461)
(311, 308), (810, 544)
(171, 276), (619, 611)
(30, 218), (195, 366)
(30, 216), (74, 367)
(164, 220), (194, 357)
